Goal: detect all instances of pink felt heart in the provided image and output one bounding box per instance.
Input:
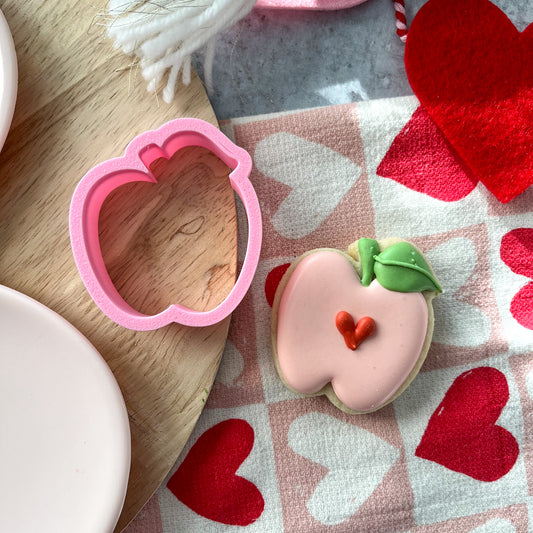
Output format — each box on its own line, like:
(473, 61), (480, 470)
(416, 367), (519, 481)
(405, 0), (533, 202)
(275, 250), (429, 412)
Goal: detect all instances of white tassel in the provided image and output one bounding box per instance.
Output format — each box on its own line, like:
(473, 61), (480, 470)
(106, 0), (257, 102)
(203, 37), (217, 96)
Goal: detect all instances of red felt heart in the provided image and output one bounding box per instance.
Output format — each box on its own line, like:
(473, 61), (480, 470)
(167, 419), (264, 526)
(377, 106), (478, 202)
(405, 0), (533, 203)
(416, 367), (519, 482)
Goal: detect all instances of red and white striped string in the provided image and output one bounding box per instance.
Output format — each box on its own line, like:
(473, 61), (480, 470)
(392, 0), (408, 42)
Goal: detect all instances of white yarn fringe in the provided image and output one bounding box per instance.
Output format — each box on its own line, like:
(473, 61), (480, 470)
(106, 0), (257, 103)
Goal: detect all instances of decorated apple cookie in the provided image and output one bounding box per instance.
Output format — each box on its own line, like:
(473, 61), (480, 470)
(270, 238), (442, 414)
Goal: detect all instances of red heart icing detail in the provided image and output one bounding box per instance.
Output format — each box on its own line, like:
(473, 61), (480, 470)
(377, 106), (478, 202)
(355, 316), (376, 346)
(167, 419), (264, 526)
(335, 311), (376, 350)
(405, 0), (533, 203)
(416, 367), (519, 481)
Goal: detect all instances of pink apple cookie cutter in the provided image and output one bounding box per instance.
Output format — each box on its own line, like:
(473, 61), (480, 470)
(70, 118), (262, 331)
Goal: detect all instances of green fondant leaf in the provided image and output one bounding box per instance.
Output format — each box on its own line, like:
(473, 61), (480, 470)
(358, 238), (380, 287)
(373, 242), (442, 293)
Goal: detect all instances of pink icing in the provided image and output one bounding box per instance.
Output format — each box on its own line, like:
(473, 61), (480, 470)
(276, 250), (429, 412)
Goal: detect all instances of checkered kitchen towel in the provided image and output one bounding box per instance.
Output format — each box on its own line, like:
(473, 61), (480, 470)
(125, 96), (533, 533)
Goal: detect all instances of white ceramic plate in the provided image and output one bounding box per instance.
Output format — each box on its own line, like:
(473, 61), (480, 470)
(0, 285), (130, 533)
(0, 8), (17, 151)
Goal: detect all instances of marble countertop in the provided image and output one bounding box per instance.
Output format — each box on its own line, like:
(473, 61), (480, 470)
(193, 0), (532, 120)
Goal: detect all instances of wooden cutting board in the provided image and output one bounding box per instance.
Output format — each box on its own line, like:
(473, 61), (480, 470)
(0, 2), (236, 531)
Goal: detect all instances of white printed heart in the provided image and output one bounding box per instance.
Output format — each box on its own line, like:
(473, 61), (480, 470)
(254, 133), (362, 239)
(275, 249), (429, 412)
(288, 412), (399, 525)
(216, 340), (244, 388)
(426, 237), (490, 347)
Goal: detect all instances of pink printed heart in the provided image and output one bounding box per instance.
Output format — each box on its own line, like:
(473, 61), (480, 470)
(275, 250), (429, 412)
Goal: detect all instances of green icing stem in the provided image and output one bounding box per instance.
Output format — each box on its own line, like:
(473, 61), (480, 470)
(358, 238), (380, 287)
(373, 255), (442, 293)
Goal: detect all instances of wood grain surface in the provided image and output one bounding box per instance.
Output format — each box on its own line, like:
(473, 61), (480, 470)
(0, 2), (236, 531)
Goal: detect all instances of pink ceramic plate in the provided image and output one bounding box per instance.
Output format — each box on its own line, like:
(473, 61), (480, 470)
(0, 9), (17, 151)
(254, 0), (368, 10)
(0, 286), (130, 533)
(0, 9), (129, 533)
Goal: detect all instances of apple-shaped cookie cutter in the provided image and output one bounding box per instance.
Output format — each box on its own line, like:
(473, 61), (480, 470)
(70, 118), (262, 331)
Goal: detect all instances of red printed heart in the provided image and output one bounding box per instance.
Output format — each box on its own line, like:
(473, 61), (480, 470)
(265, 263), (291, 307)
(416, 367), (519, 481)
(405, 0), (533, 203)
(500, 228), (533, 329)
(167, 419), (264, 526)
